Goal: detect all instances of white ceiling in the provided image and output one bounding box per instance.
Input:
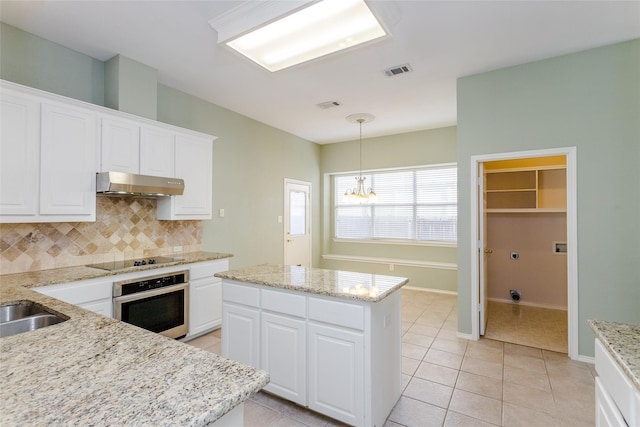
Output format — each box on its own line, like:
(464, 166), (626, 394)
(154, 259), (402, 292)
(1, 1), (638, 144)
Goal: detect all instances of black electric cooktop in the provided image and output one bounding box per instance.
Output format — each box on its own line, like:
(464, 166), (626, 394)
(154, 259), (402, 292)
(86, 256), (183, 271)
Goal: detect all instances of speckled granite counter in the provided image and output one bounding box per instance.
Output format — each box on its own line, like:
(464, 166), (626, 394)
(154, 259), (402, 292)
(589, 319), (640, 389)
(214, 264), (408, 302)
(0, 252), (269, 426)
(1, 251), (233, 290)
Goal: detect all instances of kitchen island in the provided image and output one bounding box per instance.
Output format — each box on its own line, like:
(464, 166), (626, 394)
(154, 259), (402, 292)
(589, 320), (640, 427)
(0, 252), (269, 426)
(215, 264), (409, 427)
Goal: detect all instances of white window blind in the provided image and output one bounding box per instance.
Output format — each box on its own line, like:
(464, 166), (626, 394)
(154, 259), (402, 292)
(334, 165), (457, 242)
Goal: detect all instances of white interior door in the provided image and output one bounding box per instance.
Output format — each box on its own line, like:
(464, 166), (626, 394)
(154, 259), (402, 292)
(284, 179), (311, 267)
(478, 163), (490, 335)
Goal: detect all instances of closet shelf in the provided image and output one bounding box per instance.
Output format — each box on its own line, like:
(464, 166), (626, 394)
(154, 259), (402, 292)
(484, 167), (566, 212)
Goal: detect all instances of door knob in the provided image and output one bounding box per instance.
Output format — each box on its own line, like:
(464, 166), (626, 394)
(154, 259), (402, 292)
(287, 239), (292, 242)
(484, 248), (493, 254)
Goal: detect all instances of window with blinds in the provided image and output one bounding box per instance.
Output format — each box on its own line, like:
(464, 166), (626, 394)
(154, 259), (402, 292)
(334, 165), (457, 242)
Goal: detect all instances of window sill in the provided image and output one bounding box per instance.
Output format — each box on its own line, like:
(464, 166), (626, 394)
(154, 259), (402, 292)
(332, 238), (457, 248)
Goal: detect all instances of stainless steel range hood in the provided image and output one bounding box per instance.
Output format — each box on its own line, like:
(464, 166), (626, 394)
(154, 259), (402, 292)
(96, 172), (184, 197)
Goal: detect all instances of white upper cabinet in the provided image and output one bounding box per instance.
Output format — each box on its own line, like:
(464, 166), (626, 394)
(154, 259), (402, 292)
(0, 89), (40, 217)
(140, 126), (175, 177)
(1, 80), (215, 223)
(1, 81), (97, 223)
(100, 118), (175, 178)
(40, 102), (96, 219)
(100, 117), (140, 173)
(157, 134), (213, 220)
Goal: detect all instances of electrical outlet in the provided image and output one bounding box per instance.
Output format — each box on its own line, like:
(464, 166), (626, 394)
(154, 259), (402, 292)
(219, 208), (225, 218)
(389, 264), (394, 272)
(173, 246), (183, 253)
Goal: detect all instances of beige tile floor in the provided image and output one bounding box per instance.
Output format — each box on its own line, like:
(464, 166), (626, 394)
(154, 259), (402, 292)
(187, 289), (595, 426)
(484, 301), (568, 354)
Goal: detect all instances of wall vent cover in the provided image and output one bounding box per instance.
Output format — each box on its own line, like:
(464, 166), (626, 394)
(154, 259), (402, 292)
(384, 63), (413, 77)
(317, 101), (341, 109)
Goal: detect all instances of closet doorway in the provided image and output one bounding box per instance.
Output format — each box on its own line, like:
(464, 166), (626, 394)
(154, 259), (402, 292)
(470, 147), (578, 359)
(483, 155), (567, 353)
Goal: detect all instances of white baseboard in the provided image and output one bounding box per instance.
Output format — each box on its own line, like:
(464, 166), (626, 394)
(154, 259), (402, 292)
(577, 355), (595, 365)
(457, 332), (476, 341)
(404, 285), (457, 296)
(488, 297), (567, 311)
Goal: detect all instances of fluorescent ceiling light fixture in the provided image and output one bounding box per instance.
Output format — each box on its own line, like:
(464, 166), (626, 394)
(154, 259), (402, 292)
(225, 0), (387, 72)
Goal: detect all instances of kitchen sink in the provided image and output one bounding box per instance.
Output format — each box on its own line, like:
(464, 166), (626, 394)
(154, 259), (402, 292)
(0, 301), (68, 338)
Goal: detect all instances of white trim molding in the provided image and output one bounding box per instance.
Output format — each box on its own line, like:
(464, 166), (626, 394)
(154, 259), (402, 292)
(488, 297), (567, 311)
(469, 147), (579, 360)
(322, 254), (457, 270)
(403, 286), (457, 295)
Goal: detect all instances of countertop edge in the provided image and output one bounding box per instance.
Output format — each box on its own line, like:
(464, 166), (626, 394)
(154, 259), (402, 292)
(589, 319), (640, 390)
(215, 264), (409, 302)
(1, 251), (233, 289)
(0, 251), (274, 426)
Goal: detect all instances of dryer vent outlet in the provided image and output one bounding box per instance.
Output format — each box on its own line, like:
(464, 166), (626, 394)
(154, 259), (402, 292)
(510, 289), (522, 302)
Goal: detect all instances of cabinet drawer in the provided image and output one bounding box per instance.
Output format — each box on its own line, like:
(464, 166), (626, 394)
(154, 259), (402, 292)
(262, 289), (306, 318)
(222, 282), (260, 308)
(595, 338), (636, 424)
(36, 278), (112, 305)
(190, 259), (229, 280)
(596, 377), (628, 427)
(308, 297), (364, 331)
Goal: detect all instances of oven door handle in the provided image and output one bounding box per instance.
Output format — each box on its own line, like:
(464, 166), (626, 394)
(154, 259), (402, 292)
(113, 282), (189, 304)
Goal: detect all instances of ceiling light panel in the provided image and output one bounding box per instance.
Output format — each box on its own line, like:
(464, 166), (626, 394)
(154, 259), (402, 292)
(226, 0), (387, 72)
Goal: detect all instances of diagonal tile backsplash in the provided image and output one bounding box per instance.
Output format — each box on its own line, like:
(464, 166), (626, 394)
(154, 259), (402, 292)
(0, 197), (202, 275)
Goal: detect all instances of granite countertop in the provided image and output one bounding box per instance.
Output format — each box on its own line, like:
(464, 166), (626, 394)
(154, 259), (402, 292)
(215, 264), (409, 302)
(589, 319), (640, 389)
(0, 252), (269, 426)
(1, 251), (233, 290)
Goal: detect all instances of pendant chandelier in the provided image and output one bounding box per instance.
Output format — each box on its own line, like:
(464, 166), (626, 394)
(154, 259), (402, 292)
(343, 113), (377, 203)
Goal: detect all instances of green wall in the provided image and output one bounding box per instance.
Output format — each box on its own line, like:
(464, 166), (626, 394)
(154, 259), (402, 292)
(105, 55), (158, 120)
(457, 39), (640, 357)
(157, 85), (321, 269)
(0, 22), (321, 270)
(320, 126), (458, 292)
(0, 23), (104, 105)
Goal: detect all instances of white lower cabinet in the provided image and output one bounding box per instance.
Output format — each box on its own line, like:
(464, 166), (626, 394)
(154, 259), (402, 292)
(261, 311), (307, 405)
(596, 377), (628, 427)
(222, 302), (260, 367)
(35, 277), (112, 317)
(187, 259), (228, 339)
(189, 279), (221, 337)
(222, 280), (402, 427)
(595, 338), (640, 427)
(308, 322), (364, 425)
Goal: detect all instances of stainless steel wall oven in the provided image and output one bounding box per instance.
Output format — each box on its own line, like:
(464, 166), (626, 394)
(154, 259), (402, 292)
(113, 270), (189, 339)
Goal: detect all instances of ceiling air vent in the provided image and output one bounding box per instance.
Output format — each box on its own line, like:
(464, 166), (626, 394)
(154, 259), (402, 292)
(384, 63), (413, 77)
(317, 101), (341, 109)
